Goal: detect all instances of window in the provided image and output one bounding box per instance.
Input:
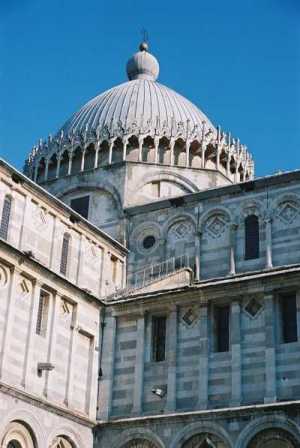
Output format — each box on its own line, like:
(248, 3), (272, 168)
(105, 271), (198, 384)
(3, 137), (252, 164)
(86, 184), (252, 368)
(152, 316), (166, 362)
(36, 290), (50, 336)
(245, 214), (259, 260)
(215, 305), (230, 352)
(281, 294), (298, 343)
(60, 232), (71, 276)
(143, 235), (156, 249)
(111, 254), (118, 284)
(0, 195), (12, 241)
(70, 195), (90, 219)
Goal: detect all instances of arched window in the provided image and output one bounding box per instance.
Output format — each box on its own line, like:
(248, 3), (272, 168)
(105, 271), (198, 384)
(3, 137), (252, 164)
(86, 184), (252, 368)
(245, 214), (259, 260)
(60, 232), (71, 276)
(0, 195), (12, 241)
(8, 442), (22, 448)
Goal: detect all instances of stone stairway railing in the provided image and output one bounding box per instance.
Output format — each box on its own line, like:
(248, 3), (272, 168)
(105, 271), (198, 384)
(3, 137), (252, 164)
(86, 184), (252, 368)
(104, 254), (195, 301)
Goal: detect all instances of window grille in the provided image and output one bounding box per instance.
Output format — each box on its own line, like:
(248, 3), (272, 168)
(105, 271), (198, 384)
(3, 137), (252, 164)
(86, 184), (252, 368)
(152, 316), (166, 362)
(0, 196), (12, 241)
(245, 214), (259, 260)
(60, 233), (71, 276)
(215, 305), (230, 352)
(281, 294), (298, 343)
(70, 195), (90, 219)
(36, 290), (50, 336)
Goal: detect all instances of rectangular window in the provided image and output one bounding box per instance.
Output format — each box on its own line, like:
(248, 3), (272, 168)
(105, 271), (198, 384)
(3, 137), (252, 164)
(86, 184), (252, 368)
(70, 195), (90, 219)
(0, 196), (12, 241)
(36, 290), (50, 336)
(152, 316), (166, 362)
(281, 294), (298, 343)
(215, 305), (230, 352)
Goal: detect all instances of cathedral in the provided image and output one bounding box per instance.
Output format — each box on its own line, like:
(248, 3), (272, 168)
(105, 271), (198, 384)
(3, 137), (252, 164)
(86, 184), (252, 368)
(0, 41), (300, 448)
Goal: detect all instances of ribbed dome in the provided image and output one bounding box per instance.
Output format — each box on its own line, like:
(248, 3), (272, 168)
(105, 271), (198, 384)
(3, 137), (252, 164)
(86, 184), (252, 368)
(60, 78), (215, 138)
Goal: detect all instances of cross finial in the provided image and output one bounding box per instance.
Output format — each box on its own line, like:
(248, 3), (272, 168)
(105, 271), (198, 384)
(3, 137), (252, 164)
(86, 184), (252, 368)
(141, 28), (149, 43)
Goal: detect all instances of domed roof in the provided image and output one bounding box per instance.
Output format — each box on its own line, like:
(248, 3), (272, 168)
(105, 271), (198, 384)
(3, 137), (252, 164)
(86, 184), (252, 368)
(58, 42), (215, 141)
(61, 78), (215, 138)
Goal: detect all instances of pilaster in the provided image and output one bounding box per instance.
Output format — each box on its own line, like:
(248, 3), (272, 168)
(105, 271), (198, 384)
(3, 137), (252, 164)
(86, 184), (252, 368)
(197, 302), (208, 409)
(132, 312), (145, 415)
(97, 314), (116, 421)
(264, 292), (277, 403)
(231, 300), (241, 406)
(265, 218), (273, 269)
(166, 305), (177, 412)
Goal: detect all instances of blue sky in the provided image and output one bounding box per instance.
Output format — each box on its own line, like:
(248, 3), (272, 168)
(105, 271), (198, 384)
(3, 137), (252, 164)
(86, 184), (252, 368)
(0, 0), (299, 177)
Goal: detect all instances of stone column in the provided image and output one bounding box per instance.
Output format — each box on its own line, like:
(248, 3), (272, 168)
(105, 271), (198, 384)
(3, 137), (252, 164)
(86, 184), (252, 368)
(154, 137), (159, 164)
(56, 155), (61, 178)
(108, 140), (114, 165)
(67, 151), (73, 175)
(201, 144), (206, 168)
(94, 144), (100, 168)
(231, 300), (241, 406)
(166, 305), (177, 412)
(185, 141), (191, 168)
(265, 218), (273, 269)
(195, 231), (201, 281)
(132, 312), (145, 414)
(80, 149), (86, 171)
(197, 302), (208, 409)
(264, 292), (277, 403)
(170, 139), (175, 166)
(44, 159), (49, 181)
(229, 224), (238, 275)
(138, 137), (144, 162)
(122, 138), (128, 161)
(97, 314), (116, 421)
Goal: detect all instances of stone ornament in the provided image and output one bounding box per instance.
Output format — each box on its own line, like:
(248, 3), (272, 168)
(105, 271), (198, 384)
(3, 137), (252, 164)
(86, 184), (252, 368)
(205, 214), (229, 239)
(18, 278), (31, 299)
(181, 306), (200, 328)
(0, 264), (8, 289)
(244, 297), (263, 319)
(169, 221), (194, 241)
(32, 205), (48, 231)
(277, 201), (299, 225)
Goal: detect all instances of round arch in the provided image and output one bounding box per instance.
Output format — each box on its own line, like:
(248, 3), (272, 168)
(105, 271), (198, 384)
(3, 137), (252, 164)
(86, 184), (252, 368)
(170, 421), (233, 448)
(47, 425), (85, 448)
(0, 410), (46, 448)
(199, 206), (233, 233)
(235, 416), (300, 448)
(56, 182), (123, 216)
(1, 421), (37, 448)
(111, 428), (165, 448)
(136, 170), (200, 195)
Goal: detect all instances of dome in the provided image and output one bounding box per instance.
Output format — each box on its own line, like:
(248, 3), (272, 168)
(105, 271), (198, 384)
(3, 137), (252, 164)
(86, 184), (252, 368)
(54, 42), (215, 142)
(60, 78), (215, 139)
(26, 42), (254, 186)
